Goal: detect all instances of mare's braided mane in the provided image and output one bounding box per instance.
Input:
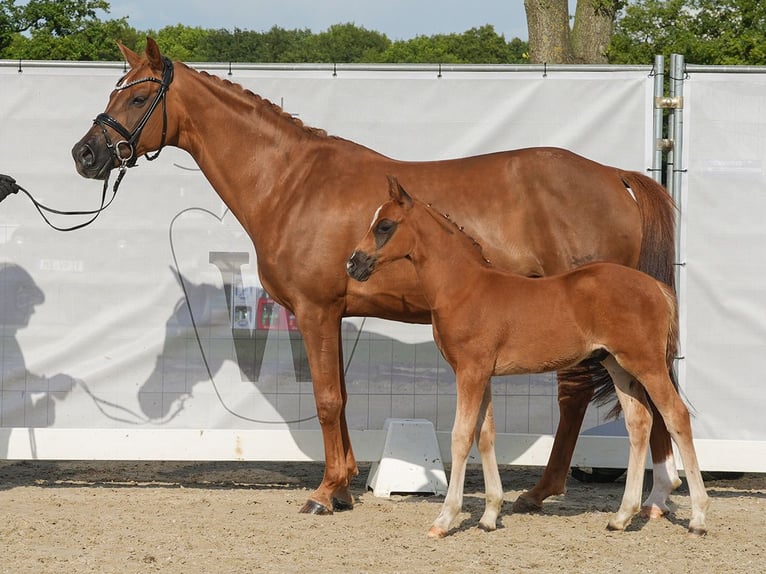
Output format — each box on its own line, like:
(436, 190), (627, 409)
(197, 67), (331, 138)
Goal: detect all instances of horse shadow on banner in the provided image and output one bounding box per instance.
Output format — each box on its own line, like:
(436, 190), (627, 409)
(0, 263), (77, 458)
(137, 265), (460, 428)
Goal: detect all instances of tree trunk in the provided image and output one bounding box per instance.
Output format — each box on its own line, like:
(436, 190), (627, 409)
(524, 0), (572, 64)
(571, 0), (620, 63)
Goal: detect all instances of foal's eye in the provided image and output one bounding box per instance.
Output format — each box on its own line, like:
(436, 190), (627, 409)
(376, 219), (395, 234)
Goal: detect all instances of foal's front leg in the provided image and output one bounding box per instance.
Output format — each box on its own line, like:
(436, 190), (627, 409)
(429, 369), (492, 538)
(475, 383), (503, 532)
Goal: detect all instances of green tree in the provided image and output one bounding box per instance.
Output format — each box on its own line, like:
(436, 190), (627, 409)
(1, 0), (137, 60)
(609, 0), (766, 64)
(375, 25), (527, 64)
(148, 24), (208, 61)
(304, 23), (390, 62)
(524, 0), (624, 63)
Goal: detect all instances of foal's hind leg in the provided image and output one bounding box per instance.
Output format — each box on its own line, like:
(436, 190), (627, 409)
(475, 383), (503, 532)
(602, 357), (652, 531)
(639, 373), (710, 535)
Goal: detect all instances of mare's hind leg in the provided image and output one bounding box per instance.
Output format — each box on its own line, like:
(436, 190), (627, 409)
(513, 371), (593, 513)
(475, 383), (503, 532)
(429, 369), (492, 538)
(602, 356), (652, 531)
(642, 405), (682, 518)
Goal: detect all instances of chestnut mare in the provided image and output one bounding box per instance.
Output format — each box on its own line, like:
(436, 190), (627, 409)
(347, 177), (708, 537)
(72, 39), (679, 518)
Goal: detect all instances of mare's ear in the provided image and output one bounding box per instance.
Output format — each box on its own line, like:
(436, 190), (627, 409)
(144, 37), (165, 73)
(386, 175), (413, 208)
(118, 41), (142, 69)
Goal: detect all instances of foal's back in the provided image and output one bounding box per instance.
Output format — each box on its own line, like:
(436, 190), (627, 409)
(437, 261), (675, 377)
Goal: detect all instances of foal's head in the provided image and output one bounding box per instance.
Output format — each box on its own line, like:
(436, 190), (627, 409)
(346, 176), (418, 282)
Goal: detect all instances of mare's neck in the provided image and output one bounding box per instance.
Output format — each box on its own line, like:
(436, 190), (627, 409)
(171, 64), (324, 215)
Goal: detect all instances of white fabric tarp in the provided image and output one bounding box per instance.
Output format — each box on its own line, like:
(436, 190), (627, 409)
(0, 61), (653, 459)
(682, 72), (766, 441)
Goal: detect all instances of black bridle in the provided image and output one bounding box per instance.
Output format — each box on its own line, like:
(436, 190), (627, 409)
(14, 56), (175, 232)
(93, 55), (174, 171)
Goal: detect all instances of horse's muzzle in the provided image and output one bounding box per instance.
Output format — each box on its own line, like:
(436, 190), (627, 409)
(346, 250), (376, 282)
(71, 137), (114, 180)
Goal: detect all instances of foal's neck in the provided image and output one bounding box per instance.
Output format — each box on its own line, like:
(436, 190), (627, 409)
(408, 206), (492, 303)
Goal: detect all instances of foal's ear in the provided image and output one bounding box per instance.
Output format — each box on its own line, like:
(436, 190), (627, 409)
(386, 175), (413, 208)
(118, 41), (142, 69)
(144, 37), (165, 73)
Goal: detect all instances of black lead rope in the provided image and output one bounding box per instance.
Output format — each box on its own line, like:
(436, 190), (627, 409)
(10, 168), (125, 232)
(1, 56), (175, 232)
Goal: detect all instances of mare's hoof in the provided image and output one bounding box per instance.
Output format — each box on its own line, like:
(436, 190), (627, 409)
(299, 499), (333, 515)
(332, 497), (354, 512)
(512, 495), (543, 514)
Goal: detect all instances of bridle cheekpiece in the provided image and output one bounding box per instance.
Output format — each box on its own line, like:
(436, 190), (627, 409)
(93, 55), (174, 172)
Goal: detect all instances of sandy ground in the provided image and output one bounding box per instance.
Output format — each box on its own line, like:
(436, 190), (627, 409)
(0, 460), (763, 574)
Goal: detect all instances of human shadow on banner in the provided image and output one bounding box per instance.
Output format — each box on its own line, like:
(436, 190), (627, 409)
(0, 263), (76, 458)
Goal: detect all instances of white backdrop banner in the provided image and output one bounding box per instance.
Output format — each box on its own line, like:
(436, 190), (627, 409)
(0, 62), (653, 459)
(682, 72), (766, 442)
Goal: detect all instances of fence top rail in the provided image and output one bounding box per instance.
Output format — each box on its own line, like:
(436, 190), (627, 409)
(685, 64), (766, 75)
(0, 58), (653, 75)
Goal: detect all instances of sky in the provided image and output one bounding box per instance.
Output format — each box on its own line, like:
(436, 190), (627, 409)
(103, 1), (545, 41)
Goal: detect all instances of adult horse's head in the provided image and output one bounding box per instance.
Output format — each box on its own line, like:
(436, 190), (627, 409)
(346, 176), (415, 282)
(72, 38), (174, 180)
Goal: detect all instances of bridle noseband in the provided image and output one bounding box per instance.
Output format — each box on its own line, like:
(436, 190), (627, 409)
(93, 55), (174, 171)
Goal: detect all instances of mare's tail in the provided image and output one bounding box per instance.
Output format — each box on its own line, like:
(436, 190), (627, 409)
(619, 170), (677, 294)
(591, 171), (678, 410)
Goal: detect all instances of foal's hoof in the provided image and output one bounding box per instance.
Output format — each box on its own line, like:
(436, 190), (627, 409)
(299, 499), (333, 515)
(640, 504), (668, 520)
(688, 526), (707, 537)
(332, 497), (354, 512)
(512, 494), (543, 514)
(427, 526), (448, 539)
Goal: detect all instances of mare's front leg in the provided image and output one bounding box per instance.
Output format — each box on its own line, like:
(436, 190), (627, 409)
(513, 371), (592, 513)
(298, 308), (358, 515)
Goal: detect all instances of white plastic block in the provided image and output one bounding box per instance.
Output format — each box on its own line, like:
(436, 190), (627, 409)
(366, 418), (448, 497)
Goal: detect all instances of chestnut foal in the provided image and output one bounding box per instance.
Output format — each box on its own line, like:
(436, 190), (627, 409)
(347, 177), (708, 538)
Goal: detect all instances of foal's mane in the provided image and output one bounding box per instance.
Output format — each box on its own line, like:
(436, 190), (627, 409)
(194, 66), (331, 139)
(422, 202), (492, 265)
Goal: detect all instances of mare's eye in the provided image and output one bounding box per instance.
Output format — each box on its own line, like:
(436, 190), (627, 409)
(131, 95), (148, 106)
